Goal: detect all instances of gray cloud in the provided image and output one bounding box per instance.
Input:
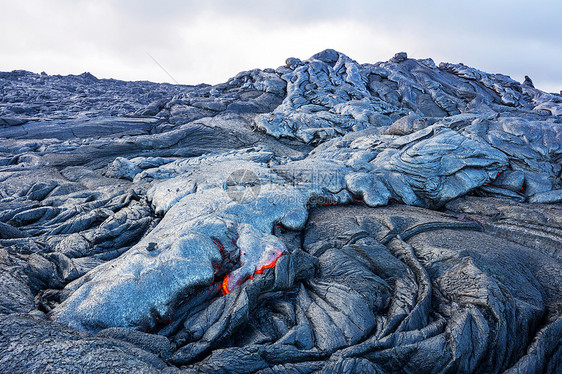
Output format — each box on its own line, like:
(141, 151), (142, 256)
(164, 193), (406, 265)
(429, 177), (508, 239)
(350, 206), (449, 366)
(1, 0), (560, 92)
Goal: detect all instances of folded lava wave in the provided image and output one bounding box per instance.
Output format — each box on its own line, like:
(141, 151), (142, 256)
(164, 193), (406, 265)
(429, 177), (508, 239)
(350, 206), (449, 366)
(0, 50), (561, 373)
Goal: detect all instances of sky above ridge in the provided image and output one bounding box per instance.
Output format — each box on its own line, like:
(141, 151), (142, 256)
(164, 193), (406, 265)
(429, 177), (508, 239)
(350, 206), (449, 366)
(1, 0), (561, 93)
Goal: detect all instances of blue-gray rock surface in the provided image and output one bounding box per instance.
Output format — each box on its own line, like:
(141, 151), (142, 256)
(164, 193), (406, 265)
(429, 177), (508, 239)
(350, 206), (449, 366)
(0, 50), (561, 373)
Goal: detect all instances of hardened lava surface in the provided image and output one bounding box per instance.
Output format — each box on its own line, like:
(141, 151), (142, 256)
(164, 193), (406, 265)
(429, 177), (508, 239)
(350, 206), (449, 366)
(0, 50), (561, 373)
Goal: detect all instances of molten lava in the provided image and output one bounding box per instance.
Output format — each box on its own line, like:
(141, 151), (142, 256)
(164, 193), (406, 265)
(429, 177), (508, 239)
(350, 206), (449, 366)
(212, 238), (225, 256)
(222, 274), (230, 295)
(254, 253), (282, 274)
(221, 252), (283, 295)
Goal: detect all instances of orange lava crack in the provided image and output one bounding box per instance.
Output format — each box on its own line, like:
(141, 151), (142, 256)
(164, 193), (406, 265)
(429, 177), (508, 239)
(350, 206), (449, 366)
(221, 252), (283, 295)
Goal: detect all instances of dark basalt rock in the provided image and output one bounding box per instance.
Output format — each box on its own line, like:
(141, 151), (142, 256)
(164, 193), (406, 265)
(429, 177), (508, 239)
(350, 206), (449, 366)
(0, 50), (561, 373)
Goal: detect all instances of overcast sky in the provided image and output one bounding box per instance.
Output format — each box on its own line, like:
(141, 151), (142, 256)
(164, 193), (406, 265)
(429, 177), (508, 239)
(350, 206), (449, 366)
(1, 0), (561, 92)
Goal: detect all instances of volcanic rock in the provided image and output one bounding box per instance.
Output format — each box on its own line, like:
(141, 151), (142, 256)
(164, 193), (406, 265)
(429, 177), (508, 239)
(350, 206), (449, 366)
(0, 50), (561, 373)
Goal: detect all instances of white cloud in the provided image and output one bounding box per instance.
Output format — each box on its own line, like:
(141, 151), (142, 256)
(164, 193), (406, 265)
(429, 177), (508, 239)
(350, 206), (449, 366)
(0, 0), (560, 92)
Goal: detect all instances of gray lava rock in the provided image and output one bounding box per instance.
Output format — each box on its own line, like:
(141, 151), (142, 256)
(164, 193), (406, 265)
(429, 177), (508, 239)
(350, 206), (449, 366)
(0, 314), (173, 373)
(0, 50), (561, 373)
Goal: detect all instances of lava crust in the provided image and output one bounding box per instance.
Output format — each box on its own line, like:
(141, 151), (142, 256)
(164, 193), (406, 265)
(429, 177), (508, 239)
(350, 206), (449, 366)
(0, 50), (561, 373)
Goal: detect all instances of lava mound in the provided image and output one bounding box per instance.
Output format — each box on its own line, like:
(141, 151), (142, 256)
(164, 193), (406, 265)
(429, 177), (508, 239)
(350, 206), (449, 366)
(0, 50), (561, 373)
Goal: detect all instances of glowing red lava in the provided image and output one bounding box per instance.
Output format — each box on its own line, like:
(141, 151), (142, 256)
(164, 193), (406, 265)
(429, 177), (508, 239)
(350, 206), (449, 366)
(212, 238), (225, 255)
(222, 274), (230, 295)
(254, 253), (282, 275)
(316, 202), (337, 207)
(221, 252), (283, 295)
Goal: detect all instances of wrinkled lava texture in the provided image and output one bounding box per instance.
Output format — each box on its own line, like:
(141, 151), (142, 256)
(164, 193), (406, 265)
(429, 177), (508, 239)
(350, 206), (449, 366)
(1, 50), (561, 373)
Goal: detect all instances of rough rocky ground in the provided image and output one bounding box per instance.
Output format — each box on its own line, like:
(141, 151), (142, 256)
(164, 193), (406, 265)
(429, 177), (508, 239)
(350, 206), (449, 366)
(0, 50), (561, 373)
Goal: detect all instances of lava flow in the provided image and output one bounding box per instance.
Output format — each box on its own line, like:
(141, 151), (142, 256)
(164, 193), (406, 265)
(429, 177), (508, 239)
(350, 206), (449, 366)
(221, 274), (230, 295)
(253, 256), (280, 275)
(221, 251), (283, 295)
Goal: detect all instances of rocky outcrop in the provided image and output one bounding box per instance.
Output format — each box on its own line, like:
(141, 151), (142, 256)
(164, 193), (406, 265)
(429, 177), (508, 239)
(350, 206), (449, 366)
(0, 50), (561, 373)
